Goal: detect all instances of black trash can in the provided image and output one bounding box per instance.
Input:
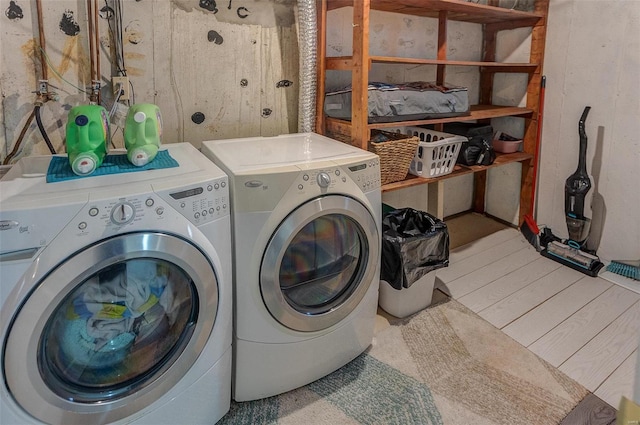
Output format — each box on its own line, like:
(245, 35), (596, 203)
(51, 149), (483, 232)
(379, 207), (449, 317)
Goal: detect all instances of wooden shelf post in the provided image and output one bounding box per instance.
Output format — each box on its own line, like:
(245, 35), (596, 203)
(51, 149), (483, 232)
(351, 0), (371, 150)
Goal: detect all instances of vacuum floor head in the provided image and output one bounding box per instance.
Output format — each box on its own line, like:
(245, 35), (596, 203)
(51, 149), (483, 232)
(541, 240), (604, 277)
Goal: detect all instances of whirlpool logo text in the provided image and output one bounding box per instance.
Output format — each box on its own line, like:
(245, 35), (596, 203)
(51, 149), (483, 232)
(0, 220), (19, 231)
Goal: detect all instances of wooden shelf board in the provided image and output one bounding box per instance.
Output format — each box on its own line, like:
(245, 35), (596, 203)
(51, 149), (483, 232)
(325, 105), (534, 134)
(326, 0), (543, 26)
(381, 151), (533, 193)
(326, 56), (539, 72)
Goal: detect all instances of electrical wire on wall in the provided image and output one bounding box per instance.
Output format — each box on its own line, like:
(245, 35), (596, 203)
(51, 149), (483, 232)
(106, 1), (125, 75)
(107, 82), (124, 148)
(101, 0), (136, 147)
(39, 48), (89, 94)
(105, 0), (135, 104)
(112, 0), (125, 74)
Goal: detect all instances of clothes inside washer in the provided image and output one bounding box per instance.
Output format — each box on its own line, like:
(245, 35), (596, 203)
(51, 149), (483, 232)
(44, 259), (194, 388)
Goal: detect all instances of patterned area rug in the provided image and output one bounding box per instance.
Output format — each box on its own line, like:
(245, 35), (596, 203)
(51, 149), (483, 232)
(219, 297), (588, 425)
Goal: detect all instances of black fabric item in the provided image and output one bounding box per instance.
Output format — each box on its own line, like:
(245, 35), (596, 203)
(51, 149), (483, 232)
(380, 208), (449, 290)
(457, 136), (496, 166)
(443, 122), (493, 139)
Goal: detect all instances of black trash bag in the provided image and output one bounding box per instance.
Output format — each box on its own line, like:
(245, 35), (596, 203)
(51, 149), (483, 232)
(380, 208), (449, 290)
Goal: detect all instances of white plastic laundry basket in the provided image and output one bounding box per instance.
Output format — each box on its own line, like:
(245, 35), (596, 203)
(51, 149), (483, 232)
(386, 127), (466, 178)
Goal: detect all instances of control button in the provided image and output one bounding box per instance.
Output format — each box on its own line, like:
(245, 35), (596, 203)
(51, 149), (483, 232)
(202, 210), (207, 216)
(221, 181), (226, 188)
(216, 206), (220, 211)
(209, 208), (214, 214)
(303, 174), (309, 181)
(88, 207), (99, 217)
(342, 177), (347, 183)
(194, 212), (201, 219)
(145, 198), (154, 207)
(298, 184), (304, 190)
(156, 207), (164, 215)
(214, 183), (220, 190)
(180, 202), (186, 208)
(208, 185), (213, 191)
(335, 170), (340, 176)
(223, 204), (227, 209)
(78, 222), (87, 230)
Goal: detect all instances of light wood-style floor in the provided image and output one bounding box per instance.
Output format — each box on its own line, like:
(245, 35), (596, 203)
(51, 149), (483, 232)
(436, 223), (638, 409)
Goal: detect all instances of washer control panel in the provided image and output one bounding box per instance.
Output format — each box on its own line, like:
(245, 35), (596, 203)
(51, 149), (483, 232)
(78, 196), (168, 234)
(158, 176), (229, 225)
(296, 159), (380, 193)
(68, 176), (229, 238)
(347, 158), (381, 192)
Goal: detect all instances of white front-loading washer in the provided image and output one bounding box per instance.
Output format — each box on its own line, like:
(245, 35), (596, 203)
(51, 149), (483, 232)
(0, 143), (232, 425)
(201, 133), (381, 402)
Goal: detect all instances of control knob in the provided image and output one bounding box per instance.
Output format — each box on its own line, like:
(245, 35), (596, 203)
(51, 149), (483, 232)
(317, 172), (331, 188)
(111, 202), (135, 225)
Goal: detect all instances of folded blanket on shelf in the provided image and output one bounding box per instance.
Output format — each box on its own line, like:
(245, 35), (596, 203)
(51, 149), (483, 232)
(325, 81), (470, 123)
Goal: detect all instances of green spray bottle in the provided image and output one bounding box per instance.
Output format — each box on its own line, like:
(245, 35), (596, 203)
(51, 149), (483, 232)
(124, 104), (162, 166)
(65, 105), (110, 175)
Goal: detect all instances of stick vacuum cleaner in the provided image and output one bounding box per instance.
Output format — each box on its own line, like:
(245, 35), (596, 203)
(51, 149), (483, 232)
(541, 106), (604, 276)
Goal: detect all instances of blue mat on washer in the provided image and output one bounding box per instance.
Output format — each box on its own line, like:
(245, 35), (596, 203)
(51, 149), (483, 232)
(46, 150), (179, 183)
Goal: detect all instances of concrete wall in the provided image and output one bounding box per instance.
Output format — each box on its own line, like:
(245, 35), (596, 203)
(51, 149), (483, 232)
(0, 0), (299, 161)
(537, 0), (640, 262)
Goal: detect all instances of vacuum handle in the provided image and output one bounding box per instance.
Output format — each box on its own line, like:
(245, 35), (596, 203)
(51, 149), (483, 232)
(577, 106), (591, 173)
(579, 106), (591, 133)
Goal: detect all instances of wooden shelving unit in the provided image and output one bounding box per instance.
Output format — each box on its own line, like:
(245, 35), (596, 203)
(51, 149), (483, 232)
(315, 0), (549, 225)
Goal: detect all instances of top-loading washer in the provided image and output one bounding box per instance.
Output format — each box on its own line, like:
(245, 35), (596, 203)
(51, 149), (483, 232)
(0, 143), (232, 425)
(201, 132), (381, 401)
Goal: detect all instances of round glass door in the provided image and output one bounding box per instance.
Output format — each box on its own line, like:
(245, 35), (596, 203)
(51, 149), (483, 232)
(4, 232), (218, 425)
(261, 195), (379, 332)
(40, 258), (196, 402)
